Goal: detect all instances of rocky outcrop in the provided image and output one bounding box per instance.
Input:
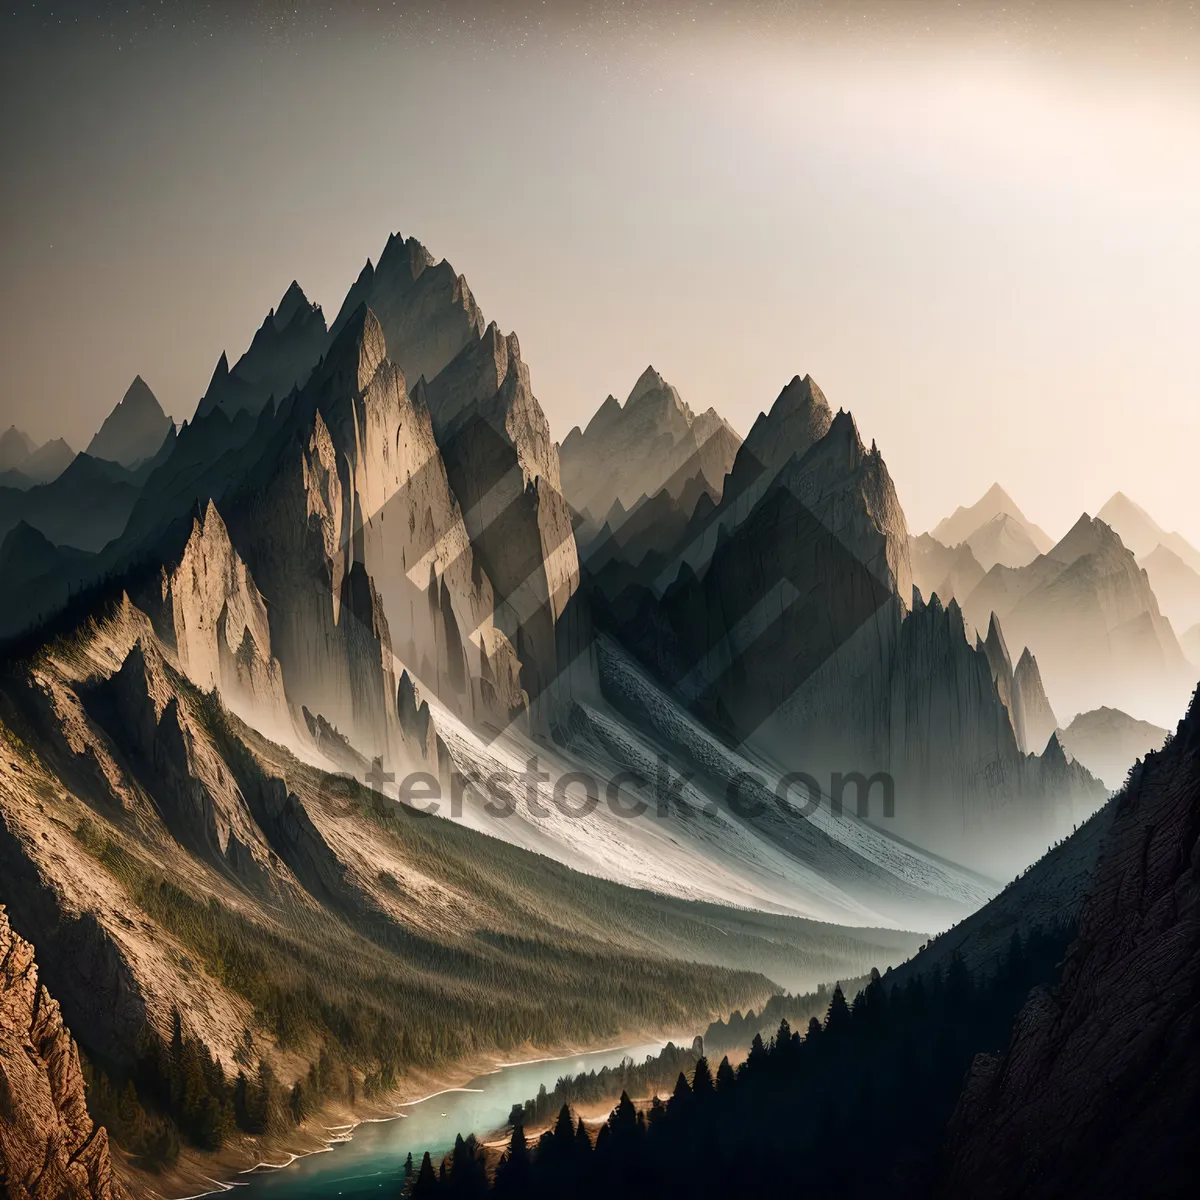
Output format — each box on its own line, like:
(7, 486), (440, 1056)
(84, 639), (275, 888)
(980, 613), (1020, 748)
(423, 321), (588, 718)
(559, 366), (741, 521)
(86, 376), (172, 468)
(1013, 647), (1057, 753)
(943, 687), (1200, 1197)
(159, 499), (293, 742)
(0, 906), (124, 1200)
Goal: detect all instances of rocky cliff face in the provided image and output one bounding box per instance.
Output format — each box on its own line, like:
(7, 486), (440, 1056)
(559, 366), (741, 521)
(0, 907), (124, 1200)
(424, 320), (588, 718)
(944, 687), (1200, 1197)
(981, 613), (1020, 748)
(86, 377), (172, 468)
(1013, 648), (1057, 753)
(158, 500), (293, 743)
(217, 306), (527, 762)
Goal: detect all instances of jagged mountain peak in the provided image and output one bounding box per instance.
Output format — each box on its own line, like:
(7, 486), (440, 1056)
(1048, 512), (1127, 565)
(327, 232), (485, 392)
(0, 424), (37, 471)
(738, 373), (835, 481)
(1097, 490), (1150, 525)
(627, 364), (666, 400)
(986, 611), (1011, 662)
(377, 230), (437, 279)
(623, 367), (691, 428)
(775, 373), (832, 420)
(623, 365), (690, 416)
(274, 279), (317, 330)
(933, 482), (1053, 554)
(577, 393), (623, 441)
(86, 375), (172, 467)
(1014, 645), (1058, 754)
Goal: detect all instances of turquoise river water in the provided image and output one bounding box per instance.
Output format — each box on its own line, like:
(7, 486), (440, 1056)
(213, 1040), (666, 1199)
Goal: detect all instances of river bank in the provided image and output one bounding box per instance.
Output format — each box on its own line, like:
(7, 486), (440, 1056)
(116, 1031), (688, 1200)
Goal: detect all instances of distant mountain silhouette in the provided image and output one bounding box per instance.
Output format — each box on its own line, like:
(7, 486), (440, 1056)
(1097, 490), (1200, 574)
(86, 375), (173, 467)
(932, 482), (1053, 555)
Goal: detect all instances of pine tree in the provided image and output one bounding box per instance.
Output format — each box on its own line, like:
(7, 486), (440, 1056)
(715, 1056), (736, 1094)
(667, 1071), (693, 1119)
(553, 1104), (574, 1143)
(495, 1120), (531, 1196)
(574, 1117), (593, 1156)
(746, 1031), (767, 1071)
(609, 1090), (639, 1142)
(411, 1151), (439, 1199)
(691, 1056), (714, 1100)
(825, 984), (851, 1035)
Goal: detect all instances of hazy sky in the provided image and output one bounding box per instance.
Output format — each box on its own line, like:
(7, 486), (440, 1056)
(2, 1), (1198, 541)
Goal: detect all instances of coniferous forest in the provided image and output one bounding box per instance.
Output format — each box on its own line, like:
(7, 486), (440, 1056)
(404, 927), (1068, 1200)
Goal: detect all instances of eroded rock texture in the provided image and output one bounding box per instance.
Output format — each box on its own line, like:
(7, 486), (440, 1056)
(0, 906), (125, 1200)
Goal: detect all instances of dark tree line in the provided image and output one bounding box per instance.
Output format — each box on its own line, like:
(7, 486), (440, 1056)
(513, 1039), (701, 1128)
(403, 926), (1069, 1199)
(82, 1008), (354, 1169)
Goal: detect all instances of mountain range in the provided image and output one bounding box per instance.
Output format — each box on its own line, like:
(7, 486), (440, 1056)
(0, 427), (76, 488)
(1097, 490), (1200, 573)
(0, 230), (1192, 1198)
(932, 482), (1054, 560)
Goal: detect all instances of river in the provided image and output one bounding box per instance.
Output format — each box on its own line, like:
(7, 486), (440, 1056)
(224, 1040), (667, 1199)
